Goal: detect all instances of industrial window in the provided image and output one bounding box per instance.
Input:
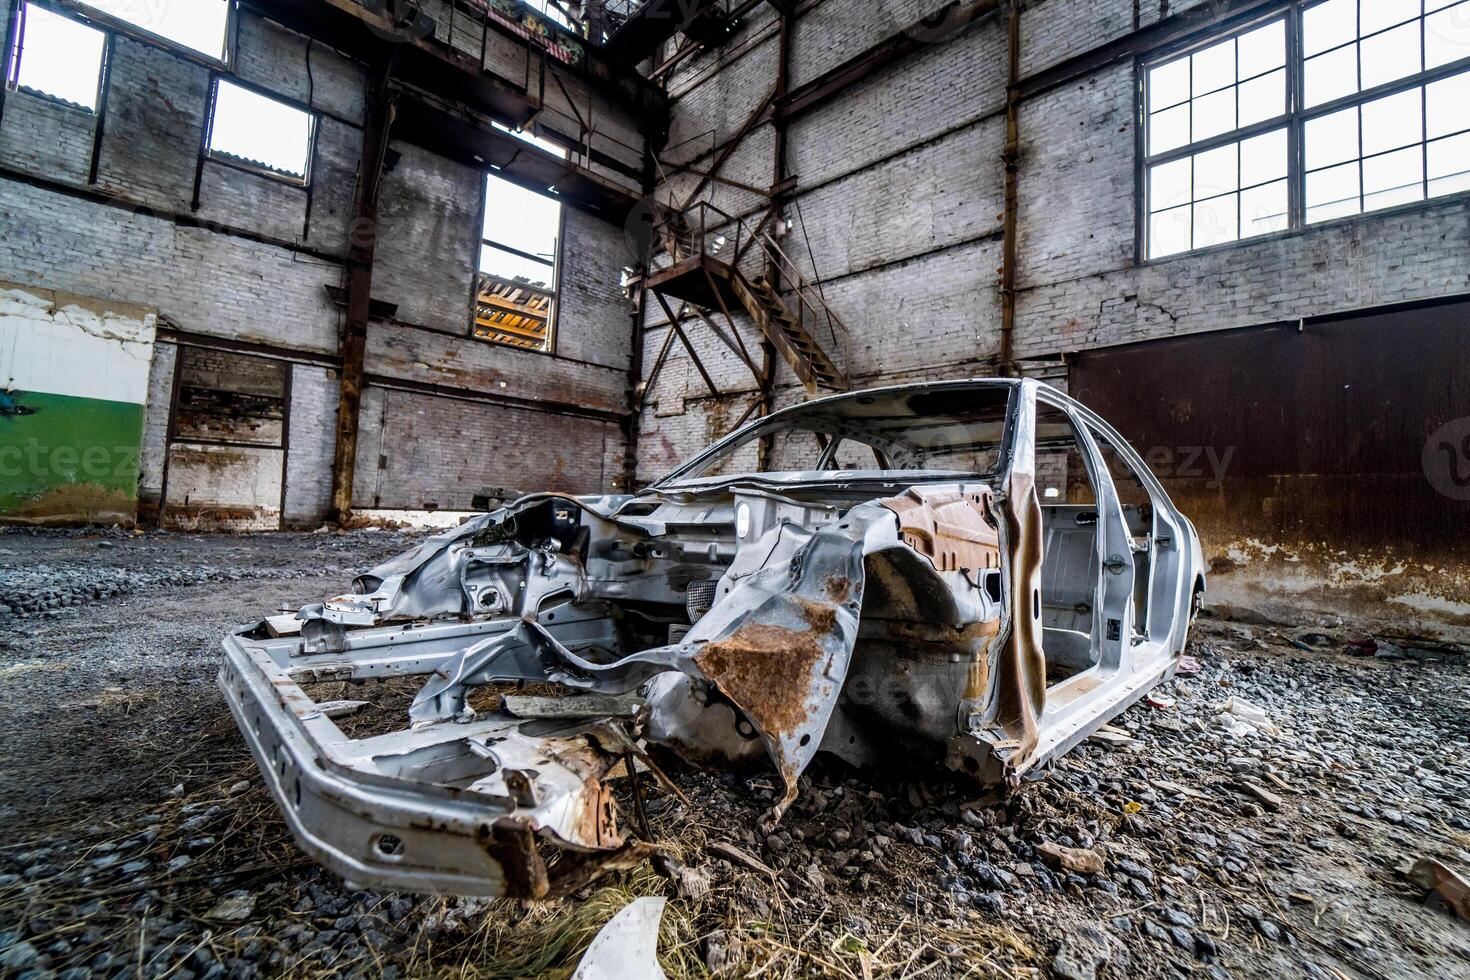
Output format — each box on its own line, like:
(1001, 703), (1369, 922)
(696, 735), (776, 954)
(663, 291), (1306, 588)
(524, 0), (573, 29)
(5, 3), (107, 111)
(205, 79), (316, 183)
(474, 126), (566, 352)
(1142, 1), (1470, 259)
(75, 0), (231, 63)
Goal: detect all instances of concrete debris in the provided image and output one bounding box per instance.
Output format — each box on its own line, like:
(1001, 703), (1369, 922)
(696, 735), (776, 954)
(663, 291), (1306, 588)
(1217, 697), (1280, 736)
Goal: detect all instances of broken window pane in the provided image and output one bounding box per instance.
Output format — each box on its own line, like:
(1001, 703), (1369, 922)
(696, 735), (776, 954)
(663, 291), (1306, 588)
(207, 80), (315, 181)
(524, 0), (572, 29)
(78, 0), (230, 62)
(7, 3), (106, 111)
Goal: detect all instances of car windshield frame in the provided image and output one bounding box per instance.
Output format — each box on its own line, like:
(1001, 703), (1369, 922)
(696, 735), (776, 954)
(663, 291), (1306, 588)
(653, 380), (1022, 490)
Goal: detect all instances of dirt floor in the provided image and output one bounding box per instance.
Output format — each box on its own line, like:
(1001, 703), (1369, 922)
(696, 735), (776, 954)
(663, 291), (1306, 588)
(2, 527), (1468, 979)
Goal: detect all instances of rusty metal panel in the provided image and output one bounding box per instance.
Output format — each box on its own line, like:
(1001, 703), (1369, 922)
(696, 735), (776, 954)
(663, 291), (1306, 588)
(1067, 299), (1470, 594)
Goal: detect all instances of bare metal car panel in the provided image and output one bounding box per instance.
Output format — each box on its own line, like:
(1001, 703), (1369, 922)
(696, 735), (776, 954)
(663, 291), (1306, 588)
(219, 378), (1206, 897)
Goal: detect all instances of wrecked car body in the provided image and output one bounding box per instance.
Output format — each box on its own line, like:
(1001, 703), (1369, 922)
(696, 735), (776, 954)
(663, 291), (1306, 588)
(219, 379), (1206, 897)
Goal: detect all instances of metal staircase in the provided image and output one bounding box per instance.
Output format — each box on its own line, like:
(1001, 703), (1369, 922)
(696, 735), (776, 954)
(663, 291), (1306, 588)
(642, 202), (850, 395)
(730, 273), (845, 392)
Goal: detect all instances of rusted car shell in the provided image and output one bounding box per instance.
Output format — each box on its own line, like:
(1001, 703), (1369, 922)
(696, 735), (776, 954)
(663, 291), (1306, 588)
(220, 378), (1206, 896)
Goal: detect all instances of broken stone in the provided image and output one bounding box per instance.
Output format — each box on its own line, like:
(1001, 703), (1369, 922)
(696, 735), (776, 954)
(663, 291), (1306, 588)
(1236, 781), (1283, 812)
(667, 861), (712, 901)
(1111, 858), (1155, 884)
(0, 942), (39, 971)
(1409, 857), (1470, 921)
(204, 892), (257, 923)
(1037, 841), (1105, 875)
(1087, 726), (1140, 748)
(1051, 922), (1128, 980)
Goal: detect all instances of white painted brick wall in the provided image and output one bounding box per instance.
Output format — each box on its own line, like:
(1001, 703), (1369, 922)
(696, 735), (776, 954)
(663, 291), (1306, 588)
(138, 341), (176, 509)
(284, 363), (339, 525)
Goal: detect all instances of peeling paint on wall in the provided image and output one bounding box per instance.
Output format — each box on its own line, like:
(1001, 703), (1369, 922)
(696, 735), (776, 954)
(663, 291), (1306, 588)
(0, 281), (158, 524)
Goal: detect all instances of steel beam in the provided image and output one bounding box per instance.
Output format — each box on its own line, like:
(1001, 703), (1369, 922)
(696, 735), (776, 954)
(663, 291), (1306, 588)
(329, 54), (398, 525)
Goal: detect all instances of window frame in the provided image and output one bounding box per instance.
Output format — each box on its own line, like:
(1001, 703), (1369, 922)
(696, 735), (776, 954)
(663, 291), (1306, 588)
(472, 129), (569, 355)
(473, 187), (566, 354)
(62, 0), (236, 68)
(202, 74), (319, 188)
(1138, 0), (1470, 262)
(4, 0), (110, 114)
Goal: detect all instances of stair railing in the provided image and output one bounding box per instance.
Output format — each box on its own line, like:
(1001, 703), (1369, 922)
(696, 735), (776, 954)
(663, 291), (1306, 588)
(650, 200), (849, 389)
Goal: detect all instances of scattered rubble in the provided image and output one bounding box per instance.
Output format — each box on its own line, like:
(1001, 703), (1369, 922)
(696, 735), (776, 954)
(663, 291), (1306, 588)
(1, 532), (1468, 977)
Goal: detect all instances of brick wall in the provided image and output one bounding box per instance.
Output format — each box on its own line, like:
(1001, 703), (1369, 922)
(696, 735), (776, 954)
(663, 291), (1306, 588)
(0, 4), (644, 525)
(352, 385), (623, 510)
(284, 364), (338, 526)
(637, 0), (1470, 484)
(632, 0), (1470, 635)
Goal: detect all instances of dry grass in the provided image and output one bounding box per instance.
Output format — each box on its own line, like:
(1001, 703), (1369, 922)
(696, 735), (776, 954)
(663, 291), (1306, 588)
(1, 668), (1047, 980)
(0, 660), (72, 680)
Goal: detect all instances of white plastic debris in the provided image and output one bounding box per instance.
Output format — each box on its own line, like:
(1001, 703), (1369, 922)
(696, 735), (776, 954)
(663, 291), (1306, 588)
(1218, 697), (1280, 736)
(572, 897), (667, 980)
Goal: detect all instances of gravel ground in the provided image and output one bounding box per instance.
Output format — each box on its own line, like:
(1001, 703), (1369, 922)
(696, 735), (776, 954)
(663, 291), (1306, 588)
(1, 528), (1468, 979)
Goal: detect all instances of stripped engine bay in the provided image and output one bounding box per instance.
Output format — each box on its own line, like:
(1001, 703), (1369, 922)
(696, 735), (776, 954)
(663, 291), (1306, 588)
(220, 379), (1205, 897)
